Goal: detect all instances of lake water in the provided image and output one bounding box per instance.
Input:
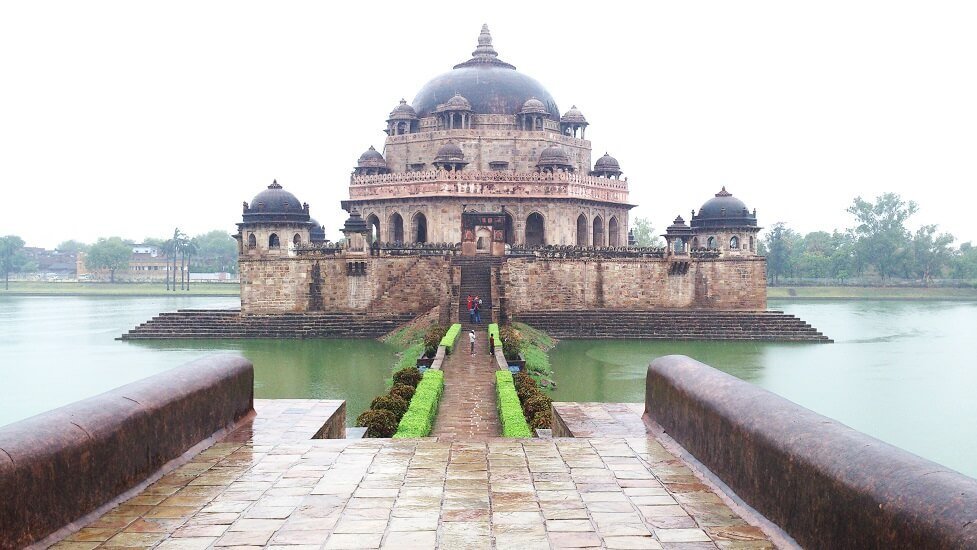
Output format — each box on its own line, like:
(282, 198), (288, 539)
(1, 295), (975, 478)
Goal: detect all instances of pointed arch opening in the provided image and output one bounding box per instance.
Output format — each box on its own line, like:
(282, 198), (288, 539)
(707, 236), (717, 250)
(412, 212), (428, 243)
(389, 213), (404, 243)
(247, 233), (256, 249)
(504, 212), (515, 245)
(293, 233), (301, 246)
(269, 233), (280, 249)
(592, 215), (605, 247)
(366, 214), (380, 244)
(576, 214), (588, 246)
(525, 212), (545, 246)
(730, 235), (740, 249)
(608, 217), (620, 247)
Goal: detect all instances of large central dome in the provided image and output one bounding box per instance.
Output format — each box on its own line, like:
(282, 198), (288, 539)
(412, 25), (559, 118)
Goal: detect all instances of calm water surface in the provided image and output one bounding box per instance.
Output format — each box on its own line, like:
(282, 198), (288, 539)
(0, 296), (396, 427)
(1, 295), (975, 478)
(550, 299), (977, 478)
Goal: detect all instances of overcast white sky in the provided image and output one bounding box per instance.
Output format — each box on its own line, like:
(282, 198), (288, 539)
(2, 1), (976, 249)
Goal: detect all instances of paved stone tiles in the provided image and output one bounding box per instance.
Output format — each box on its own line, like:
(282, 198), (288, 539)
(54, 401), (775, 549)
(551, 403), (648, 438)
(430, 323), (500, 440)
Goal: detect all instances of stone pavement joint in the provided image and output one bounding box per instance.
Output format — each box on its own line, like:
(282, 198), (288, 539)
(54, 400), (776, 549)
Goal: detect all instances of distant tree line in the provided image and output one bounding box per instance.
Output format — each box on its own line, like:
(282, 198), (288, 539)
(764, 193), (975, 286)
(0, 230), (238, 286)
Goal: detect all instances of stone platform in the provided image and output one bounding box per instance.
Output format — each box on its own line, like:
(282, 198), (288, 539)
(52, 400), (776, 550)
(119, 311), (416, 340)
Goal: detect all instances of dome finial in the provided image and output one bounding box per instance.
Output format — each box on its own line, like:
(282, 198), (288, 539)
(716, 186), (732, 197)
(269, 179), (282, 189)
(473, 24), (498, 59)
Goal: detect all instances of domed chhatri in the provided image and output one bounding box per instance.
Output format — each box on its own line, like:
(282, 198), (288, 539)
(243, 180), (310, 222)
(412, 25), (559, 118)
(308, 218), (326, 244)
(357, 146), (386, 168)
(592, 152), (622, 179)
(388, 99), (417, 120)
(691, 187), (758, 229)
(561, 105), (587, 124)
(519, 97), (549, 115)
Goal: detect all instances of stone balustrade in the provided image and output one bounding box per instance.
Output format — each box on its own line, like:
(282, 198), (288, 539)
(348, 169), (630, 204)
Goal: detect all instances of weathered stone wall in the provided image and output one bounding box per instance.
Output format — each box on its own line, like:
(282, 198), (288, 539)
(501, 257), (766, 312)
(240, 255), (452, 314)
(0, 355), (253, 549)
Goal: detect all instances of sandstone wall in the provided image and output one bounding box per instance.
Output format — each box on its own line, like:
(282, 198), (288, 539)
(240, 256), (452, 314)
(501, 257), (766, 312)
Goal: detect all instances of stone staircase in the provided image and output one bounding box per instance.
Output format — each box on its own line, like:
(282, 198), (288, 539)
(119, 309), (416, 340)
(514, 309), (832, 342)
(453, 256), (502, 324)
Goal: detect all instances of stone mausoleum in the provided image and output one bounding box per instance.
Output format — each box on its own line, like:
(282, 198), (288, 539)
(232, 26), (771, 322)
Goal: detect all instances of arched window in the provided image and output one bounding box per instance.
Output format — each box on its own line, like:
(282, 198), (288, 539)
(707, 236), (716, 250)
(389, 213), (404, 243)
(412, 212), (428, 243)
(366, 214), (380, 244)
(293, 234), (301, 246)
(608, 217), (620, 247)
(576, 214), (588, 246)
(749, 236), (755, 251)
(730, 236), (739, 249)
(247, 234), (256, 249)
(592, 215), (604, 247)
(269, 233), (280, 248)
(692, 237), (699, 249)
(525, 212), (545, 246)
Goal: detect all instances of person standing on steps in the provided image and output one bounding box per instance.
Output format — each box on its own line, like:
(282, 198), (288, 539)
(474, 295), (482, 324)
(469, 329), (476, 355)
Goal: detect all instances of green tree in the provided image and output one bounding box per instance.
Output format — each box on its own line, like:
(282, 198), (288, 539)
(762, 222), (798, 284)
(847, 193), (918, 285)
(630, 217), (662, 247)
(950, 242), (977, 280)
(828, 230), (856, 282)
(0, 235), (33, 290)
(85, 237), (131, 283)
(909, 225), (955, 285)
(191, 230), (238, 273)
(56, 240), (89, 254)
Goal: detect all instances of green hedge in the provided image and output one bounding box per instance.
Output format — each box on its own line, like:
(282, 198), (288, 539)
(495, 370), (532, 438)
(440, 323), (462, 354)
(393, 370), (445, 438)
(487, 323), (502, 352)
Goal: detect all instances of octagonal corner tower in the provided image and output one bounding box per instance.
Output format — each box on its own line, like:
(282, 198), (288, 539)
(345, 25), (634, 252)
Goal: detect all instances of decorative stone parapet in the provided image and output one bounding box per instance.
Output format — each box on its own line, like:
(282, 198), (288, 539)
(645, 355), (977, 549)
(0, 355), (254, 548)
(349, 169), (629, 204)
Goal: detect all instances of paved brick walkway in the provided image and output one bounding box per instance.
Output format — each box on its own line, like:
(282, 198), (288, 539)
(54, 400), (775, 549)
(431, 323), (500, 440)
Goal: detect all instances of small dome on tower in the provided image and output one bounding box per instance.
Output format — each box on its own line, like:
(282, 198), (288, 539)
(561, 105), (587, 124)
(434, 142), (466, 163)
(519, 97), (549, 115)
(691, 187), (758, 229)
(342, 210), (369, 234)
(357, 146), (387, 169)
(388, 99), (417, 120)
(594, 153), (621, 172)
(243, 180), (311, 223)
(538, 145), (570, 166)
(442, 94), (472, 111)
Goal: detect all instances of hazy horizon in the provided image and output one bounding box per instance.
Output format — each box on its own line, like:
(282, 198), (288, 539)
(3, 1), (976, 249)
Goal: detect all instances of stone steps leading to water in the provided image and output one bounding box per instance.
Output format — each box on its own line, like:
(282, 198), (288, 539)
(119, 309), (415, 340)
(514, 309), (832, 342)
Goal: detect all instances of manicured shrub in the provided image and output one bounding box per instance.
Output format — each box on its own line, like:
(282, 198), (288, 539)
(393, 366), (422, 388)
(371, 394), (409, 420)
(423, 324), (448, 357)
(440, 323), (462, 354)
(514, 372), (539, 401)
(394, 370), (445, 438)
(530, 410), (552, 430)
(390, 383), (415, 402)
(496, 370), (532, 438)
(522, 394), (552, 420)
(355, 409), (398, 438)
(499, 325), (522, 359)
